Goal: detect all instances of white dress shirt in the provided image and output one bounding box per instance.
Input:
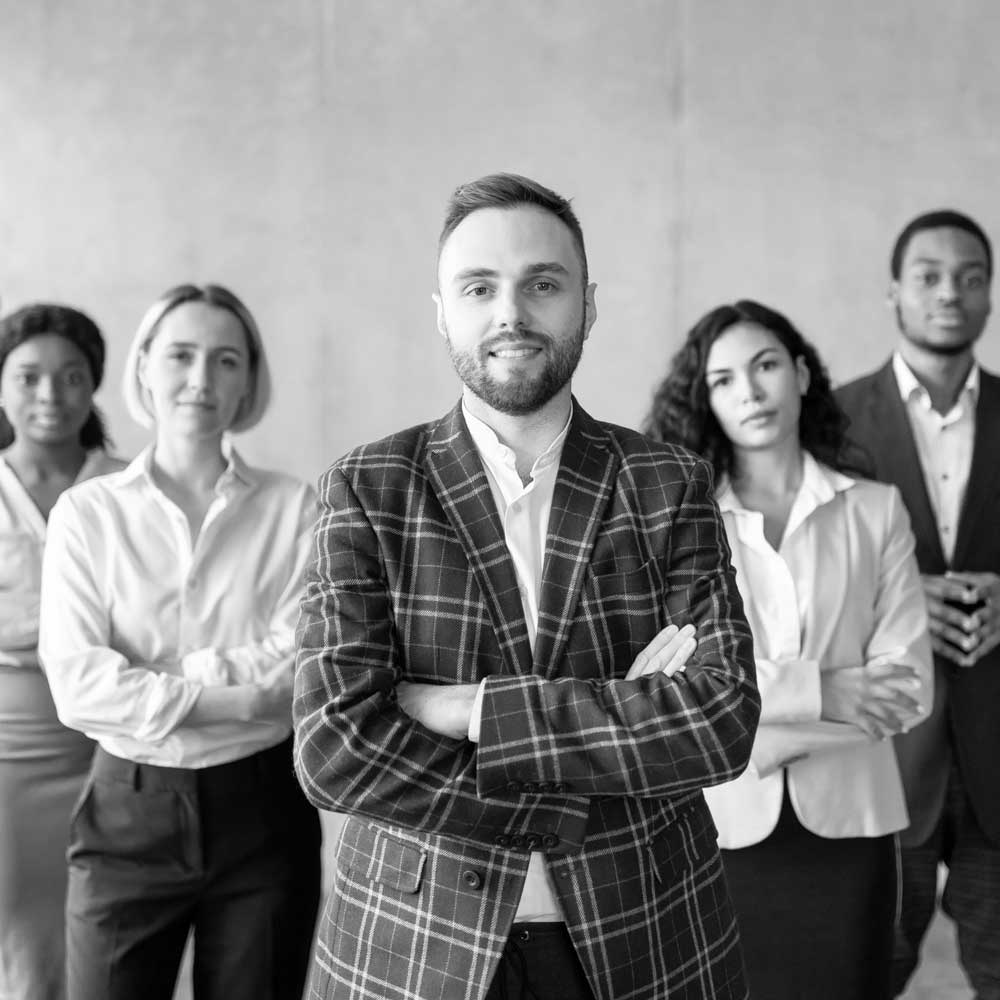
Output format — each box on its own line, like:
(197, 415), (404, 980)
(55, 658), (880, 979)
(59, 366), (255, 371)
(462, 399), (570, 923)
(38, 444), (316, 769)
(704, 453), (933, 846)
(892, 352), (977, 564)
(0, 451), (123, 669)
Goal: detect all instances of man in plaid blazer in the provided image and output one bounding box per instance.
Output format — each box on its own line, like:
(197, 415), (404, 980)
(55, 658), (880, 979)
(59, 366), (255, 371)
(294, 173), (760, 999)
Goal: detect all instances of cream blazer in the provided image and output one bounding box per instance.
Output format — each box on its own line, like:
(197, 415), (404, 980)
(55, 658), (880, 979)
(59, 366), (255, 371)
(705, 453), (933, 847)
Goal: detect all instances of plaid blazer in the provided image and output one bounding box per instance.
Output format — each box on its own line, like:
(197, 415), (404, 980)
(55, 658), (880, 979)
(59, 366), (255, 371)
(294, 401), (759, 1000)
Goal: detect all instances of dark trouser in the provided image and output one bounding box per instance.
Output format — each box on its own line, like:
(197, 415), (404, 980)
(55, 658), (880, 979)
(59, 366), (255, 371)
(893, 762), (1000, 1000)
(66, 738), (321, 1000)
(721, 787), (897, 1000)
(483, 923), (596, 1000)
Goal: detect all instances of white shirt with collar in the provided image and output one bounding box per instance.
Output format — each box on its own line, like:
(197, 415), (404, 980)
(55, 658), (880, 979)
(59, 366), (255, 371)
(0, 450), (123, 668)
(892, 351), (977, 564)
(462, 399), (569, 923)
(704, 452), (933, 847)
(38, 443), (316, 769)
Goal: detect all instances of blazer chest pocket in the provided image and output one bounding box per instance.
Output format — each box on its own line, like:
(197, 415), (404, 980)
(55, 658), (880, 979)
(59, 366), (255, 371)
(579, 560), (664, 666)
(337, 820), (427, 895)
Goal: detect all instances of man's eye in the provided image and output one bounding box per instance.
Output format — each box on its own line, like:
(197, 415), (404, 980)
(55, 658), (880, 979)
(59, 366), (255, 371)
(465, 285), (490, 297)
(530, 280), (554, 292)
(915, 272), (938, 287)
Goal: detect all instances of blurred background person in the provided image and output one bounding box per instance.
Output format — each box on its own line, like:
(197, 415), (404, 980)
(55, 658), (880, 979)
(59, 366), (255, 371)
(0, 303), (124, 1000)
(644, 299), (933, 999)
(39, 285), (320, 1000)
(838, 210), (1000, 999)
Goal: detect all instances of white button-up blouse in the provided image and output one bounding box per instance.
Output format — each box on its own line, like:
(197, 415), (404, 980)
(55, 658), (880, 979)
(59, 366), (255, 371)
(704, 453), (933, 846)
(38, 445), (316, 769)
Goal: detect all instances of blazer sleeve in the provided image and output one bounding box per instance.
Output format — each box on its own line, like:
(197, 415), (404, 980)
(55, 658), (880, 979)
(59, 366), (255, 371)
(474, 457), (761, 799)
(292, 466), (592, 850)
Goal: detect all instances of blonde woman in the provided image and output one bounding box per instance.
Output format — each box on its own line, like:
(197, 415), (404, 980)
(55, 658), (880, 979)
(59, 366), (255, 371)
(39, 285), (320, 1000)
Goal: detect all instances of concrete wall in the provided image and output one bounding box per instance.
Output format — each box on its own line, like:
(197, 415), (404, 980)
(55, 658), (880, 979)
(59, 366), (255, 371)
(2, 0), (998, 884)
(5, 0), (997, 484)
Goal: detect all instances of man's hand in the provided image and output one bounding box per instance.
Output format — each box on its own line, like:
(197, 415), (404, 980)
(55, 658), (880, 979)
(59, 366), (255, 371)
(820, 662), (923, 740)
(625, 624), (697, 680)
(396, 682), (479, 740)
(923, 572), (1000, 668)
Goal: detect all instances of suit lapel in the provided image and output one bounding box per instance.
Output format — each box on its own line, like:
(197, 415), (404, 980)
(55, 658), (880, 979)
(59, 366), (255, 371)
(953, 370), (1000, 566)
(534, 404), (618, 679)
(424, 403), (533, 676)
(866, 363), (946, 570)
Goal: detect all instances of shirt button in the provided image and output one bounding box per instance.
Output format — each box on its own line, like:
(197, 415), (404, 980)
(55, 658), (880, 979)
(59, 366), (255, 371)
(461, 869), (483, 890)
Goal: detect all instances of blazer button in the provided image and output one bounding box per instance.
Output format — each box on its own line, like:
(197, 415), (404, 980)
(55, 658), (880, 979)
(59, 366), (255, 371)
(507, 781), (522, 794)
(552, 782), (568, 793)
(494, 834), (511, 848)
(525, 833), (542, 849)
(462, 869), (483, 890)
(522, 781), (538, 793)
(510, 834), (527, 849)
(541, 833), (559, 849)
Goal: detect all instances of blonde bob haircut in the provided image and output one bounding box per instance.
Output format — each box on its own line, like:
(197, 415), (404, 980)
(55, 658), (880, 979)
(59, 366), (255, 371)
(122, 283), (272, 433)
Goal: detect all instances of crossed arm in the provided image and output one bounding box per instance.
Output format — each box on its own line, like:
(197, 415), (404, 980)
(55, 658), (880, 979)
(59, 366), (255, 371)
(293, 461), (759, 848)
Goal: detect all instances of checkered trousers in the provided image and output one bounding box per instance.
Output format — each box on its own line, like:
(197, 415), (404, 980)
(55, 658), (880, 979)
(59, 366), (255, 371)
(294, 401), (759, 999)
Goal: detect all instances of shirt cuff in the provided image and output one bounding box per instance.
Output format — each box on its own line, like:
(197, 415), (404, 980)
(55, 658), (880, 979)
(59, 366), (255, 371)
(180, 648), (229, 687)
(467, 678), (489, 743)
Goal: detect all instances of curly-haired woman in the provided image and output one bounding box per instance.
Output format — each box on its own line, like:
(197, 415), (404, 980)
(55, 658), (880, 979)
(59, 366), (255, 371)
(644, 299), (933, 999)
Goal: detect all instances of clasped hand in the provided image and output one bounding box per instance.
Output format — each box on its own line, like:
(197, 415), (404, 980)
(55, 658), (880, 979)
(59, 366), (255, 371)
(922, 571), (1000, 668)
(820, 662), (923, 741)
(396, 623), (698, 739)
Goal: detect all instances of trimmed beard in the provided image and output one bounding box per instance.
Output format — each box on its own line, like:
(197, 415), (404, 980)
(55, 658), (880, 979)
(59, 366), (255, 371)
(446, 322), (586, 416)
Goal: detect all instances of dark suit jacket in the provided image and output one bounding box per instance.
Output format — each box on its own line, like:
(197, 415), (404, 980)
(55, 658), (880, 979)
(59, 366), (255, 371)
(293, 401), (760, 1000)
(837, 361), (1000, 847)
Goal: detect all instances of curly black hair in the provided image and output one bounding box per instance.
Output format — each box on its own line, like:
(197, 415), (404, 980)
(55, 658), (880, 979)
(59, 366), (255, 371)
(643, 299), (866, 483)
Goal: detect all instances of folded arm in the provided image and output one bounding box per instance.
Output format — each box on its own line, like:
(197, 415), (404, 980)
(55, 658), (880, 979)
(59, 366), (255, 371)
(292, 468), (591, 849)
(38, 496), (261, 741)
(473, 459), (760, 799)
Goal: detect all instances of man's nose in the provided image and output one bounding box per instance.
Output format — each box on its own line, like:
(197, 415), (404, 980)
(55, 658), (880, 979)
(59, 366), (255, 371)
(494, 288), (526, 330)
(936, 274), (960, 302)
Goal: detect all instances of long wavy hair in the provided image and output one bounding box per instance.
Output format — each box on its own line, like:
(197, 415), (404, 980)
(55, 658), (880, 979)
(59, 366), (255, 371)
(643, 299), (863, 483)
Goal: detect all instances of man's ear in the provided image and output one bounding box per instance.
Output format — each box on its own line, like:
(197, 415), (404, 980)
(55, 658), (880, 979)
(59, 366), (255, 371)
(887, 280), (901, 309)
(582, 282), (598, 342)
(432, 292), (447, 340)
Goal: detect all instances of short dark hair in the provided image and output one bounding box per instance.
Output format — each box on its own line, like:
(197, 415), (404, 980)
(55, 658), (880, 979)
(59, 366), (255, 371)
(890, 209), (993, 279)
(438, 172), (589, 285)
(643, 299), (864, 483)
(0, 303), (110, 450)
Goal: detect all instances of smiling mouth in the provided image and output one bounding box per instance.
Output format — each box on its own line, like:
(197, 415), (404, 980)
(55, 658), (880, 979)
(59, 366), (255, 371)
(491, 347), (541, 360)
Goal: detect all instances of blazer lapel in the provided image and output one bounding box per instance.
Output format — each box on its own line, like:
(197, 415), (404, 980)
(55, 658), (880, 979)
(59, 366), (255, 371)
(425, 403), (533, 676)
(866, 362), (946, 571)
(534, 403), (618, 679)
(953, 370), (1000, 566)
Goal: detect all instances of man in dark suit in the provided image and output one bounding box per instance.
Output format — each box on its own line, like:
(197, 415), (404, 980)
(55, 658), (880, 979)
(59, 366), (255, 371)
(837, 209), (1000, 999)
(293, 173), (760, 1000)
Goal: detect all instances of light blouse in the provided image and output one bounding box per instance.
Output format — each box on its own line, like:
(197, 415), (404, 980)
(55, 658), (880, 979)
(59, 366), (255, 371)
(0, 451), (123, 669)
(704, 452), (933, 846)
(38, 445), (316, 768)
